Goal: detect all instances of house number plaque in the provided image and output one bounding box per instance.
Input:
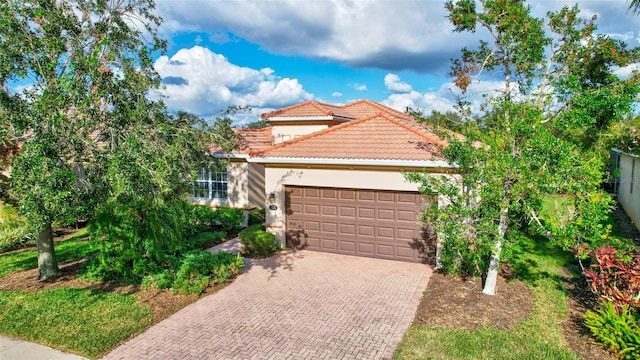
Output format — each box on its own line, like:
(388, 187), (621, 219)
(269, 205), (278, 211)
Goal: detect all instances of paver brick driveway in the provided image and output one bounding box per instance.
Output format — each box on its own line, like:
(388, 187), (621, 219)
(103, 249), (432, 360)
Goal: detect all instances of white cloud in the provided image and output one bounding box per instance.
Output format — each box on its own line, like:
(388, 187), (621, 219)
(384, 73), (413, 93)
(382, 79), (509, 116)
(331, 92), (343, 97)
(152, 46), (313, 117)
(350, 83), (367, 92)
(156, 0), (640, 73)
(614, 63), (640, 78)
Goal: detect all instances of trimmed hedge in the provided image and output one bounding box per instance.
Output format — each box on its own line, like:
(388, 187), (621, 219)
(142, 250), (244, 295)
(190, 205), (244, 232)
(238, 224), (280, 258)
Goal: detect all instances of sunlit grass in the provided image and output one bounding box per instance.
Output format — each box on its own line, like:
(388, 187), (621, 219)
(0, 228), (94, 278)
(393, 235), (580, 360)
(0, 288), (153, 359)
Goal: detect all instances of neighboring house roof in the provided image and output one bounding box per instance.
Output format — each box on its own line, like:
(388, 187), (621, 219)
(256, 111), (446, 161)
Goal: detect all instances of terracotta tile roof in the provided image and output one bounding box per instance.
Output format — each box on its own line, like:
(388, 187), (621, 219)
(257, 112), (447, 161)
(210, 127), (273, 156)
(261, 101), (356, 120)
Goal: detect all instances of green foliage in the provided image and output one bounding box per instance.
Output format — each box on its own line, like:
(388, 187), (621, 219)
(581, 247), (640, 309)
(239, 224), (280, 258)
(0, 1), (237, 280)
(407, 2), (639, 292)
(189, 205), (245, 232)
(0, 204), (33, 252)
(213, 207), (245, 232)
(0, 288), (153, 358)
(185, 231), (226, 251)
(84, 200), (188, 283)
(248, 208), (266, 226)
(172, 251), (244, 295)
(584, 302), (640, 359)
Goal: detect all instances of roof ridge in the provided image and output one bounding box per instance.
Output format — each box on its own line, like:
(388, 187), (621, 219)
(261, 100), (317, 118)
(309, 101), (335, 116)
(257, 112), (382, 156)
(381, 113), (448, 147)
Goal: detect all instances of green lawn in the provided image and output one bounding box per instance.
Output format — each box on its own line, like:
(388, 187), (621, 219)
(393, 235), (581, 360)
(0, 228), (95, 278)
(0, 288), (153, 358)
(0, 228), (155, 359)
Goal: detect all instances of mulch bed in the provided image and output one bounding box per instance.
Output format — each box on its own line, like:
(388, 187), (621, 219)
(413, 272), (534, 330)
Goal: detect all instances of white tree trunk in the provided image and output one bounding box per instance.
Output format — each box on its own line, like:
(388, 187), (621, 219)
(36, 222), (58, 281)
(483, 208), (509, 295)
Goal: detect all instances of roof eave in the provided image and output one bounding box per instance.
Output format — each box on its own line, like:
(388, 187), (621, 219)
(247, 156), (455, 168)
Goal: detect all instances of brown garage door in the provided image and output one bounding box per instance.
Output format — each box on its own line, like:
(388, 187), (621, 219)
(285, 186), (436, 264)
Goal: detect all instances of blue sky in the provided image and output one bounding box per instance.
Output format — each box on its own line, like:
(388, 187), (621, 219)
(151, 0), (640, 125)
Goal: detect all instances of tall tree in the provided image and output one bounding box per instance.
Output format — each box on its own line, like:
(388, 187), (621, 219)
(407, 0), (640, 295)
(0, 0), (221, 280)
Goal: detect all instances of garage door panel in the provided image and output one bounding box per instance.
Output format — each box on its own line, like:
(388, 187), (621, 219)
(357, 242), (375, 256)
(358, 225), (374, 237)
(377, 226), (395, 238)
(340, 206), (356, 217)
(339, 189), (356, 200)
(322, 222), (337, 234)
(397, 193), (418, 203)
(321, 188), (338, 199)
(304, 221), (320, 231)
(304, 204), (320, 215)
(358, 190), (375, 202)
(398, 210), (417, 222)
(339, 241), (356, 253)
(339, 223), (356, 235)
(378, 192), (395, 202)
(377, 208), (395, 220)
(322, 205), (337, 216)
(322, 238), (338, 251)
(286, 186), (435, 264)
(377, 244), (395, 256)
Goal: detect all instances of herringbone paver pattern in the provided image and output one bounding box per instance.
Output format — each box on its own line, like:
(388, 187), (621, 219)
(102, 249), (432, 360)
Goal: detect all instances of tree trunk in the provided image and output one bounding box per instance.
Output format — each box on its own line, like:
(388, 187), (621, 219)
(483, 207), (509, 295)
(36, 222), (58, 281)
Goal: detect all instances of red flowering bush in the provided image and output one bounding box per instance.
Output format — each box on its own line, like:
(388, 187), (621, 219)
(582, 247), (640, 310)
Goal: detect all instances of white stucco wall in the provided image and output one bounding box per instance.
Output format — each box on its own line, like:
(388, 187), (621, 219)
(270, 124), (328, 144)
(262, 166), (453, 245)
(618, 152), (640, 231)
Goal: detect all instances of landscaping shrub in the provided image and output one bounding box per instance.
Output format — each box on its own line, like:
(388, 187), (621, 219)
(212, 207), (245, 232)
(189, 205), (217, 227)
(581, 247), (640, 309)
(172, 251), (244, 295)
(581, 247), (640, 359)
(0, 204), (33, 252)
(84, 200), (188, 283)
(189, 205), (244, 232)
(185, 231), (226, 251)
(238, 224), (280, 258)
(248, 208), (265, 226)
(584, 302), (640, 359)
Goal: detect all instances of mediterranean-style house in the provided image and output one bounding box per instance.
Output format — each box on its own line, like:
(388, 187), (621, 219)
(194, 100), (455, 264)
(612, 148), (640, 232)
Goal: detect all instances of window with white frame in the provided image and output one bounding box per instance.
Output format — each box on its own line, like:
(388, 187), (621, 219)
(193, 168), (228, 200)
